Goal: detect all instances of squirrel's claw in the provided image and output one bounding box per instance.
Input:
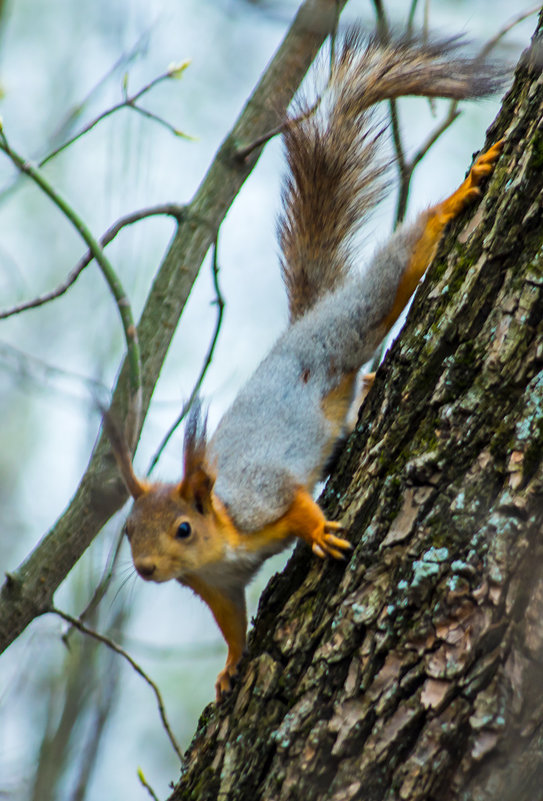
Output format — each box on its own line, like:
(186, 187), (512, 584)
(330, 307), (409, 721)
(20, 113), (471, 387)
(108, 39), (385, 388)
(291, 490), (352, 560)
(462, 140), (504, 197)
(324, 531), (353, 560)
(325, 531), (352, 549)
(438, 139), (503, 221)
(215, 663), (237, 702)
(310, 523), (352, 560)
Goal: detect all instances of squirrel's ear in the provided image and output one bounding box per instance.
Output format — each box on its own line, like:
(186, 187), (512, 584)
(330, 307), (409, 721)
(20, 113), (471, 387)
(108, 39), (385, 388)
(178, 401), (214, 512)
(101, 407), (147, 499)
(179, 464), (214, 512)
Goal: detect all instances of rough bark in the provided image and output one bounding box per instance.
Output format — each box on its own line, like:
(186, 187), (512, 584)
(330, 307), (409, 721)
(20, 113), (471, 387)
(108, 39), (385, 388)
(0, 0), (348, 654)
(170, 17), (543, 801)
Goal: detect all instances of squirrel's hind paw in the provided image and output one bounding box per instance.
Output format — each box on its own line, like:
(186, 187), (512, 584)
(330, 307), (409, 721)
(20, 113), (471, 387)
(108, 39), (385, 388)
(215, 664), (237, 702)
(439, 139), (503, 221)
(461, 140), (504, 200)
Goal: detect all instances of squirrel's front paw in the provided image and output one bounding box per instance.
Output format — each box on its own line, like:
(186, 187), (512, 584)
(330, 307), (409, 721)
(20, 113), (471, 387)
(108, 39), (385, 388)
(215, 663), (237, 702)
(311, 521), (352, 560)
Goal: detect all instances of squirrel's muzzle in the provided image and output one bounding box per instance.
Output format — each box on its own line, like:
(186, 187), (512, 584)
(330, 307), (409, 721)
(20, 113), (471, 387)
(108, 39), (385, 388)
(135, 557), (157, 580)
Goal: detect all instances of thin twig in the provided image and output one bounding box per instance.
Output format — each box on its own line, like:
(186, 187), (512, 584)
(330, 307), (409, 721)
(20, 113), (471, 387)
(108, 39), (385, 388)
(137, 770), (161, 801)
(0, 203), (185, 321)
(371, 0), (408, 203)
(47, 26), (155, 148)
(423, 0), (431, 42)
(389, 99), (406, 190)
(394, 102), (460, 224)
(406, 0), (420, 35)
(236, 84), (337, 161)
(235, 121), (288, 161)
(0, 129), (142, 440)
(62, 528), (127, 648)
(147, 235), (225, 474)
(0, 340), (109, 399)
(0, 29), (155, 208)
(478, 4), (541, 60)
(329, 0), (341, 75)
(50, 606), (185, 764)
(40, 63), (191, 168)
(236, 92), (331, 161)
(372, 0), (389, 40)
(130, 103), (192, 140)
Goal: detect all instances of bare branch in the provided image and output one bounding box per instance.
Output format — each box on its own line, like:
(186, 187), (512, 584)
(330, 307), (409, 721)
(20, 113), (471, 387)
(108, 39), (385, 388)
(372, 0), (389, 40)
(63, 528), (126, 646)
(478, 4), (540, 60)
(235, 121), (289, 161)
(0, 29), (156, 207)
(236, 12), (342, 163)
(0, 203), (185, 321)
(50, 606), (185, 764)
(48, 26), (155, 148)
(393, 102), (461, 224)
(370, 0), (407, 193)
(129, 103), (193, 140)
(40, 63), (192, 168)
(406, 0), (420, 35)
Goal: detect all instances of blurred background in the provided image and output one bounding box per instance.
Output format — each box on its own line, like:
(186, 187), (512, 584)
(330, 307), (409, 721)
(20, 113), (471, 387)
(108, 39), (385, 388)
(0, 0), (536, 799)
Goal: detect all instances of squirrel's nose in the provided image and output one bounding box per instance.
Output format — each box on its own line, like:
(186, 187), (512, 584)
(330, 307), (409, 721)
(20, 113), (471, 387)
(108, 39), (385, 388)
(135, 558), (157, 579)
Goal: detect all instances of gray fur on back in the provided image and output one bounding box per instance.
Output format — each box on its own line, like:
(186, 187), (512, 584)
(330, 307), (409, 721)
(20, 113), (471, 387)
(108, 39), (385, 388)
(210, 215), (426, 531)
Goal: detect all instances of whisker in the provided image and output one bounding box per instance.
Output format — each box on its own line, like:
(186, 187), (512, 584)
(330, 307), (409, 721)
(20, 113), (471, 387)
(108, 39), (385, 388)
(109, 570), (138, 609)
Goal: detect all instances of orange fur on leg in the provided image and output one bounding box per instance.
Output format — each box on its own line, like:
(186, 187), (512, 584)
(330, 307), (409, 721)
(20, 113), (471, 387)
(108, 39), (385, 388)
(381, 140), (503, 332)
(281, 488), (351, 559)
(183, 574), (247, 701)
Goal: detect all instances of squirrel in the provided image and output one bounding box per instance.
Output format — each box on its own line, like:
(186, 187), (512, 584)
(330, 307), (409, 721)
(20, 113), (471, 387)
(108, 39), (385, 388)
(107, 31), (503, 701)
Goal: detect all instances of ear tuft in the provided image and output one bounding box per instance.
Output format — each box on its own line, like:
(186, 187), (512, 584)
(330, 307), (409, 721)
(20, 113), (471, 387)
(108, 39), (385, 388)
(101, 406), (147, 499)
(179, 400), (214, 511)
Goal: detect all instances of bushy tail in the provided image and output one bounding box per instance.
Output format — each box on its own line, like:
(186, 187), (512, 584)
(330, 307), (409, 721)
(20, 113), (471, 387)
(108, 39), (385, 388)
(278, 30), (502, 322)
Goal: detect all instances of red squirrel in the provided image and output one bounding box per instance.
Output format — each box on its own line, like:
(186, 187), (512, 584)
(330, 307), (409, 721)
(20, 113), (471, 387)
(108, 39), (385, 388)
(108, 31), (503, 701)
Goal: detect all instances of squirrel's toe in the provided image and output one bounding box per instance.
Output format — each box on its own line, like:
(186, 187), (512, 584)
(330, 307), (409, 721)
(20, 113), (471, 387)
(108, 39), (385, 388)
(215, 665), (237, 702)
(312, 542), (327, 558)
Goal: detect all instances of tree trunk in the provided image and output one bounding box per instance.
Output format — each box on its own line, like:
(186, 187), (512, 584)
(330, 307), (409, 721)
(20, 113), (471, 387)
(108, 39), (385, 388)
(170, 15), (543, 801)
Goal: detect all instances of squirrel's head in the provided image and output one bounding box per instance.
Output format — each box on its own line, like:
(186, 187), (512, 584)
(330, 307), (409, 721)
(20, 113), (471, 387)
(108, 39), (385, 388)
(106, 403), (233, 583)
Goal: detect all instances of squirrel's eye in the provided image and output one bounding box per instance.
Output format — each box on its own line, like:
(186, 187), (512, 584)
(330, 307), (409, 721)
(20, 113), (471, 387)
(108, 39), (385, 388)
(176, 521), (192, 539)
